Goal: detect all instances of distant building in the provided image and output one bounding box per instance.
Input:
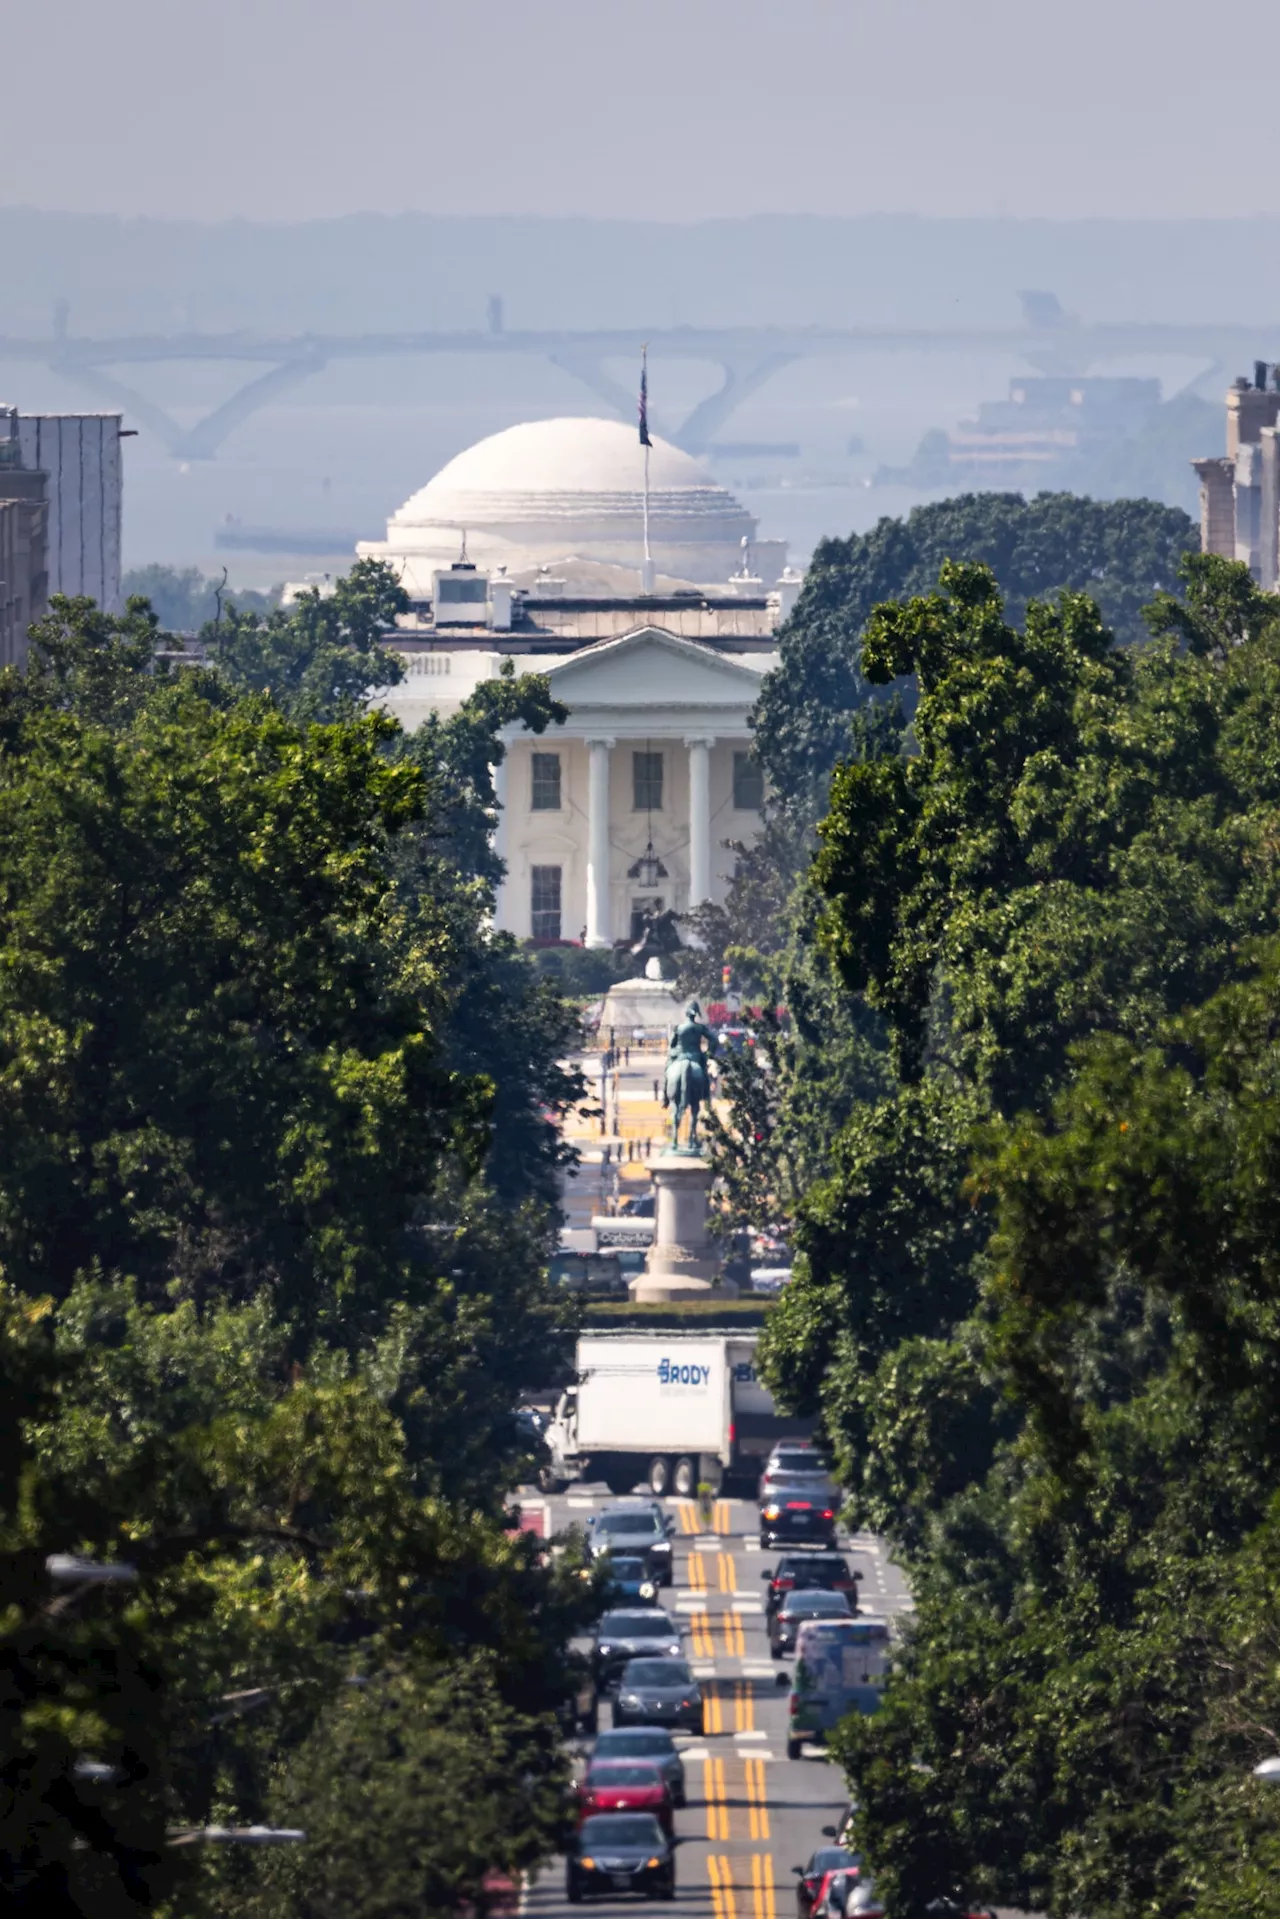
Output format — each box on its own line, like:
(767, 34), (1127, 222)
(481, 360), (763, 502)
(379, 565), (798, 947)
(0, 407), (48, 669)
(880, 376), (1162, 491)
(1192, 365), (1280, 587)
(358, 416), (788, 595)
(17, 413), (123, 612)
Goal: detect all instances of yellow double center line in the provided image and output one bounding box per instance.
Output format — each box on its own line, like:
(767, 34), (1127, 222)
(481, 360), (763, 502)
(687, 1608), (746, 1660)
(703, 1756), (730, 1840)
(675, 1498), (734, 1534)
(688, 1553), (707, 1593)
(751, 1852), (777, 1919)
(708, 1853), (737, 1919)
(745, 1757), (770, 1839)
(717, 1552), (737, 1592)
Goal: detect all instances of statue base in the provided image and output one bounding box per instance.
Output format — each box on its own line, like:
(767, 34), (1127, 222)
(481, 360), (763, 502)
(628, 1151), (739, 1303)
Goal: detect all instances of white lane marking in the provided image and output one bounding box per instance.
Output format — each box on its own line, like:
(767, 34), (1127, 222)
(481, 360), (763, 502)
(694, 1538), (723, 1553)
(742, 1663), (778, 1678)
(734, 1729), (769, 1741)
(679, 1745), (710, 1762)
(675, 1597), (709, 1611)
(741, 1538), (766, 1549)
(691, 1663), (717, 1678)
(566, 1496), (597, 1508)
(732, 1600), (764, 1614)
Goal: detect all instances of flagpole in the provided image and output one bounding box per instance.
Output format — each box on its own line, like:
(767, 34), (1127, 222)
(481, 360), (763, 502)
(640, 343), (655, 594)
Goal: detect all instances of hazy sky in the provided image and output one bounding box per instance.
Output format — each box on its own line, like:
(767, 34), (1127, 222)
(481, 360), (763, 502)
(6, 0), (1277, 223)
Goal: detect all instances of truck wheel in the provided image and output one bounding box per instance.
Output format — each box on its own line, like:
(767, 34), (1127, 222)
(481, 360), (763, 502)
(647, 1456), (671, 1496)
(786, 1736), (803, 1760)
(672, 1456), (697, 1498)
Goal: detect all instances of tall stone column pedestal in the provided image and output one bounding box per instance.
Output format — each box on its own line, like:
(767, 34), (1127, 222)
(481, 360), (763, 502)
(629, 1152), (739, 1302)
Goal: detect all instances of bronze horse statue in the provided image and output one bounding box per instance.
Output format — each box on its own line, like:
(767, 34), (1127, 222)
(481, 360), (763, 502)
(662, 1000), (719, 1150)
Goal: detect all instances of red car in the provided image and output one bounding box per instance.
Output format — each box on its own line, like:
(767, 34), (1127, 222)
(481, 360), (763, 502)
(574, 1760), (675, 1837)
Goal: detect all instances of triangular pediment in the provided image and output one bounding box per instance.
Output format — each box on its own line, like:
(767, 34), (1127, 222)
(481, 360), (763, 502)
(546, 626), (766, 708)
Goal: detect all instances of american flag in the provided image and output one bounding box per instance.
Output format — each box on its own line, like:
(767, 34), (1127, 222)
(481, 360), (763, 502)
(638, 348), (652, 447)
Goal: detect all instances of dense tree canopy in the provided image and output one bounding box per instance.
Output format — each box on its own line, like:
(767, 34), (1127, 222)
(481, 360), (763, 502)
(0, 581), (589, 1915)
(751, 550), (1280, 1916)
(751, 491), (1196, 810)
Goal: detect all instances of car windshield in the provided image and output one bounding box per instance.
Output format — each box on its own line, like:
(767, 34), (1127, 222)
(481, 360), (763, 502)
(810, 1849), (857, 1872)
(608, 1559), (648, 1577)
(580, 1814), (663, 1847)
(600, 1613), (672, 1638)
(784, 1593), (850, 1616)
(586, 1764), (663, 1787)
(623, 1660), (692, 1686)
(599, 1515), (660, 1536)
(594, 1731), (675, 1758)
(772, 1451), (821, 1472)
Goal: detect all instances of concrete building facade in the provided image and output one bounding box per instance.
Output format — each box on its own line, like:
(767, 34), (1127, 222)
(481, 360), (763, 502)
(17, 413), (123, 612)
(0, 408), (48, 670)
(1193, 365), (1280, 588)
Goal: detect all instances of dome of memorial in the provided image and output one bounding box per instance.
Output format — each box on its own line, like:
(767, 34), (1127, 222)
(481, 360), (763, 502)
(358, 416), (783, 595)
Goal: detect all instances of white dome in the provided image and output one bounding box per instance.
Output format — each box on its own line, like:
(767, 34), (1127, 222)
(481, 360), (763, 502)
(396, 417), (722, 518)
(360, 415), (786, 595)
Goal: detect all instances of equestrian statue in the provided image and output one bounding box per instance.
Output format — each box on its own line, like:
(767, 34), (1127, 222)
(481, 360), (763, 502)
(661, 1000), (719, 1151)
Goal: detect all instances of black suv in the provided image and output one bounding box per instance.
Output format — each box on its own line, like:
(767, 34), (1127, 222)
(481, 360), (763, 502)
(763, 1552), (860, 1617)
(759, 1478), (839, 1549)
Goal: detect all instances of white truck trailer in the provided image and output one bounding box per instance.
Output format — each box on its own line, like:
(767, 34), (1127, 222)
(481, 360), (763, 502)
(543, 1328), (806, 1497)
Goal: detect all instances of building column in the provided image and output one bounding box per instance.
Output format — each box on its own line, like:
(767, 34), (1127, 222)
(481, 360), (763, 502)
(491, 747), (510, 931)
(585, 736), (614, 948)
(686, 735), (715, 908)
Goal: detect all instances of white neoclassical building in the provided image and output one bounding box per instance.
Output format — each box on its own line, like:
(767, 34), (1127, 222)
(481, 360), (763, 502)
(372, 417), (800, 947)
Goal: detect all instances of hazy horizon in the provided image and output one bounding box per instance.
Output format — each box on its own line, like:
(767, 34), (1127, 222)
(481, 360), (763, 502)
(7, 0), (1279, 224)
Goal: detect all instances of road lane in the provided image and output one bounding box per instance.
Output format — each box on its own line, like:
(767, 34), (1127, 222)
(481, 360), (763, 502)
(523, 1487), (912, 1919)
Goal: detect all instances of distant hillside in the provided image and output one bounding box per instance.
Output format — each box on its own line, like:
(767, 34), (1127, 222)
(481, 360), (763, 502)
(5, 209), (1280, 336)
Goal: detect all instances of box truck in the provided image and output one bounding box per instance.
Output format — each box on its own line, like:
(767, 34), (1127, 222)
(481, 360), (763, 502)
(542, 1329), (806, 1497)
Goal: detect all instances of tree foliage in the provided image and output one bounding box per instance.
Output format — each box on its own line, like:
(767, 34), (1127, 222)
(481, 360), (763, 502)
(755, 550), (1280, 1914)
(752, 491), (1196, 810)
(0, 583), (588, 1914)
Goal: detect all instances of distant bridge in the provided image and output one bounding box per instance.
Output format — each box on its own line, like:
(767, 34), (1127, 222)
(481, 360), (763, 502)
(3, 297), (1276, 461)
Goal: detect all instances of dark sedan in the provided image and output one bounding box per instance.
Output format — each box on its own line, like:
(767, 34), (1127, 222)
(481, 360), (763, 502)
(567, 1812), (675, 1903)
(760, 1478), (838, 1549)
(769, 1588), (852, 1658)
(592, 1610), (683, 1692)
(591, 1728), (686, 1807)
(612, 1658), (703, 1734)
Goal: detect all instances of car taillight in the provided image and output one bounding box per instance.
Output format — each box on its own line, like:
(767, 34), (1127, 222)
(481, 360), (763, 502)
(788, 1694), (800, 1713)
(822, 1509), (834, 1520)
(776, 1575), (794, 1589)
(786, 1500), (808, 1509)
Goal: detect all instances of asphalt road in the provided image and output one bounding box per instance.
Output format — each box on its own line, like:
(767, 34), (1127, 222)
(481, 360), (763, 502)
(520, 1488), (913, 1919)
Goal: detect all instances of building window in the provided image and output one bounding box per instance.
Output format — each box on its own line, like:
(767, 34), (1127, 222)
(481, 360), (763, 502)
(733, 750), (764, 812)
(531, 752), (561, 811)
(530, 865), (562, 940)
(633, 750), (664, 811)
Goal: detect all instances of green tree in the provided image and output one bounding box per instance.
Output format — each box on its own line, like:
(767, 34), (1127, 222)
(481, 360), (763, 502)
(752, 492), (1196, 810)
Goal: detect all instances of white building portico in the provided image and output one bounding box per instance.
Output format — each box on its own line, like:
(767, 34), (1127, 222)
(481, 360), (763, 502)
(490, 626), (771, 946)
(365, 414), (796, 947)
